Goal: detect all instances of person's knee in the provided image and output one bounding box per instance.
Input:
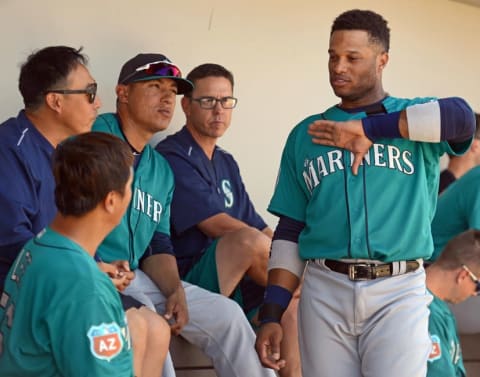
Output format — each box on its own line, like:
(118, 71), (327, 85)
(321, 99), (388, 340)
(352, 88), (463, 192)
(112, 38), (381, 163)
(233, 227), (270, 261)
(126, 308), (148, 342)
(139, 307), (171, 346)
(215, 295), (247, 326)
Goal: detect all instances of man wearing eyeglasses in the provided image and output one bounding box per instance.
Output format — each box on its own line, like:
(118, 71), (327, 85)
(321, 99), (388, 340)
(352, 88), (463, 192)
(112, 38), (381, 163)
(425, 229), (480, 377)
(0, 46), (171, 377)
(92, 55), (275, 377)
(0, 46), (101, 288)
(155, 63), (300, 376)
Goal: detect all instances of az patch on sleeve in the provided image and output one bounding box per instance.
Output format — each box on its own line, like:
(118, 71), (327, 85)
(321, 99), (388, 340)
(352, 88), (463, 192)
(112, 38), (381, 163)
(87, 322), (124, 361)
(428, 334), (442, 362)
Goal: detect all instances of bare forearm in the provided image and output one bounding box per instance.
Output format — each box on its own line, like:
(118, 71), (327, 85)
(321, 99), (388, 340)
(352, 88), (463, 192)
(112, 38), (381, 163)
(141, 254), (182, 297)
(198, 212), (249, 238)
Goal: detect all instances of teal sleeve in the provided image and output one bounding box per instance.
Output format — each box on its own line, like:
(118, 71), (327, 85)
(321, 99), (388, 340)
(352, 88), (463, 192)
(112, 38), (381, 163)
(268, 127), (309, 222)
(48, 293), (133, 377)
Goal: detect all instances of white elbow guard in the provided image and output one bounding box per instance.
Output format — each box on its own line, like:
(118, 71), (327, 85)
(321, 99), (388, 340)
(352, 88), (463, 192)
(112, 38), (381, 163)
(406, 101), (441, 142)
(268, 239), (306, 278)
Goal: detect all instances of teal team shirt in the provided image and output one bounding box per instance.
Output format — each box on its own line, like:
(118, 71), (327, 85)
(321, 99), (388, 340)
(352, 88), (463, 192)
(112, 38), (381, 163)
(427, 293), (466, 377)
(92, 113), (174, 269)
(430, 166), (480, 261)
(269, 97), (469, 262)
(0, 228), (133, 377)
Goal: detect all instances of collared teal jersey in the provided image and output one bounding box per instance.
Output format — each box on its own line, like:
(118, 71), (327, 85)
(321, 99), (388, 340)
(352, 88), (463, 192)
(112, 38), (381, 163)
(430, 166), (480, 261)
(269, 97), (468, 262)
(427, 293), (466, 377)
(0, 228), (133, 377)
(92, 113), (174, 269)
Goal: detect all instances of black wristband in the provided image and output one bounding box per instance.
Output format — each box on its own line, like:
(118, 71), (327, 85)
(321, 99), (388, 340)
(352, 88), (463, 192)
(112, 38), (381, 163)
(258, 302), (286, 324)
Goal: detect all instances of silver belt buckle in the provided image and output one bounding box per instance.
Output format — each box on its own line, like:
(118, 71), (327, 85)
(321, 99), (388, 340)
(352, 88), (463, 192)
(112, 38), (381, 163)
(348, 263), (374, 281)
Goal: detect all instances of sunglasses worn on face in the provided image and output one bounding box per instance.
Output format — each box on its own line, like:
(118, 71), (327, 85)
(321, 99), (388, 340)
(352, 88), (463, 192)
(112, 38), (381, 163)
(462, 264), (480, 295)
(46, 83), (97, 104)
(191, 96), (238, 109)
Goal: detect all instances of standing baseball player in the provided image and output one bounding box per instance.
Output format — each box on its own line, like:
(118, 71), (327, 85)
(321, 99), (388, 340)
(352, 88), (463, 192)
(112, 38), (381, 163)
(0, 132), (135, 376)
(255, 9), (475, 377)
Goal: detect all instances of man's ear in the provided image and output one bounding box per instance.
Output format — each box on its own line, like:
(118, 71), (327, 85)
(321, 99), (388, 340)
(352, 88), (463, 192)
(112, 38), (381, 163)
(116, 84), (129, 104)
(44, 92), (63, 113)
(181, 96), (190, 117)
(456, 267), (469, 285)
(103, 191), (117, 214)
(378, 51), (389, 71)
(470, 138), (480, 153)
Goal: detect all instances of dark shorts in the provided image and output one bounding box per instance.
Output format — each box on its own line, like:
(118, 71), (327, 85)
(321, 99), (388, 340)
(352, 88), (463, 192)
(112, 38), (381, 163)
(183, 240), (264, 320)
(120, 293), (144, 310)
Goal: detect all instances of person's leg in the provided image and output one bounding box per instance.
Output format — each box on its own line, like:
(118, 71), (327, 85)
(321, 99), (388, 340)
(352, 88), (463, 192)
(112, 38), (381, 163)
(122, 276), (176, 377)
(359, 267), (431, 377)
(131, 270), (276, 377)
(215, 227), (270, 296)
(137, 306), (171, 377)
(180, 281), (277, 377)
(299, 262), (362, 377)
(125, 308), (147, 377)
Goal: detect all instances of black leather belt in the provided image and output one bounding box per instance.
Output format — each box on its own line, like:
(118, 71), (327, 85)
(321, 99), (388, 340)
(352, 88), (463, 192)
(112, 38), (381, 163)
(324, 259), (420, 281)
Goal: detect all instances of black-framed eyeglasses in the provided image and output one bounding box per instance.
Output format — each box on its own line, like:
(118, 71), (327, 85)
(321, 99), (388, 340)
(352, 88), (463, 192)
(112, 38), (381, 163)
(191, 96), (238, 109)
(45, 83), (97, 104)
(462, 264), (480, 295)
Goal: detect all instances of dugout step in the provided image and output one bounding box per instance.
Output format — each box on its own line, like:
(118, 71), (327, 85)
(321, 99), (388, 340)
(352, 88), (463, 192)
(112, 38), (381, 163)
(170, 335), (217, 377)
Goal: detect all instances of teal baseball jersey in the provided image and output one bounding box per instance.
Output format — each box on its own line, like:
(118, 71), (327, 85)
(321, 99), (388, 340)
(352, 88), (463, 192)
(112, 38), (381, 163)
(92, 113), (174, 269)
(269, 96), (468, 262)
(0, 227), (133, 377)
(430, 166), (480, 261)
(427, 293), (466, 377)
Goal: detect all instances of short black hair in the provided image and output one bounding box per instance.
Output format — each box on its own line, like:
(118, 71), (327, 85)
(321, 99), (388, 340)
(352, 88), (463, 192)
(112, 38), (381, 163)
(185, 63), (234, 96)
(19, 46), (88, 110)
(53, 132), (133, 217)
(331, 9), (390, 52)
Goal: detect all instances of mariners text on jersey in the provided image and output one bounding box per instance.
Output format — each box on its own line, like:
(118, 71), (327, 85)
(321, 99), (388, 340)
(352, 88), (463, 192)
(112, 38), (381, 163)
(303, 144), (414, 192)
(133, 187), (163, 223)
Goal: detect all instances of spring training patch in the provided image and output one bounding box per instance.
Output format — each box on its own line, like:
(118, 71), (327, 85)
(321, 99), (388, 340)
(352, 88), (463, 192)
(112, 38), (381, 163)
(87, 322), (124, 361)
(428, 334), (442, 362)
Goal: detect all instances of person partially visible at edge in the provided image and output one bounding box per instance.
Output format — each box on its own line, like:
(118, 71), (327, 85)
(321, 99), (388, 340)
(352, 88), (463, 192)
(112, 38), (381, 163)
(426, 229), (480, 377)
(255, 9), (475, 377)
(439, 112), (480, 194)
(0, 132), (134, 376)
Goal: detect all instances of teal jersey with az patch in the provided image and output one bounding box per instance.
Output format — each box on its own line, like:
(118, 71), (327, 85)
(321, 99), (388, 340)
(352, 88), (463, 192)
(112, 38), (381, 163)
(0, 228), (133, 377)
(427, 293), (466, 377)
(92, 113), (174, 269)
(269, 96), (469, 262)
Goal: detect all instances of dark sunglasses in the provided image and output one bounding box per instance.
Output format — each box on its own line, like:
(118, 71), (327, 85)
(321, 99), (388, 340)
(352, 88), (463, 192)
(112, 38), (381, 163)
(462, 264), (480, 295)
(45, 82), (97, 104)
